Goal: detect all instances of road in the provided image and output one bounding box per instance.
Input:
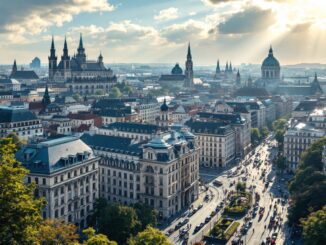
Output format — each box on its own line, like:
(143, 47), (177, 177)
(164, 136), (291, 245)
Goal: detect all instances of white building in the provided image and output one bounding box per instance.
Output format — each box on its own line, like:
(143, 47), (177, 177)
(81, 128), (199, 219)
(186, 120), (236, 167)
(0, 107), (43, 139)
(17, 137), (100, 229)
(284, 122), (324, 171)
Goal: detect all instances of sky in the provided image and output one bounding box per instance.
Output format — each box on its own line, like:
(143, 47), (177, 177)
(1, 0), (326, 66)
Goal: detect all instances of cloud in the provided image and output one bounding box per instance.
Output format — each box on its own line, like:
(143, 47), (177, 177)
(154, 7), (179, 21)
(161, 20), (209, 43)
(0, 0), (114, 43)
(218, 7), (276, 34)
(290, 22), (312, 33)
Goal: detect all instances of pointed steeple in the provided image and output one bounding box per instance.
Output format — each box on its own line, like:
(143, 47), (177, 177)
(225, 61), (229, 72)
(78, 33), (84, 50)
(12, 59), (17, 74)
(236, 69), (241, 85)
(63, 36), (69, 57)
(269, 45), (273, 56)
(216, 59), (220, 74)
(49, 35), (56, 58)
(187, 42), (192, 60)
(42, 84), (51, 107)
(314, 72), (318, 82)
(229, 61), (233, 73)
(51, 35), (55, 50)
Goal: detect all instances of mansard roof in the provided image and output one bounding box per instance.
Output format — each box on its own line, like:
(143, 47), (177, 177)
(185, 120), (234, 135)
(16, 137), (94, 174)
(80, 133), (142, 156)
(10, 70), (39, 79)
(0, 107), (37, 123)
(197, 112), (246, 124)
(101, 122), (161, 134)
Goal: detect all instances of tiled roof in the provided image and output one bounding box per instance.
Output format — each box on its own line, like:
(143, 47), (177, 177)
(294, 100), (317, 112)
(0, 107), (37, 123)
(80, 133), (142, 156)
(10, 70), (39, 79)
(16, 137), (94, 174)
(197, 112), (246, 124)
(185, 120), (234, 135)
(101, 122), (160, 134)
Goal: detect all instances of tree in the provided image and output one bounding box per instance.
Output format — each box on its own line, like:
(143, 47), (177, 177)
(236, 182), (246, 193)
(7, 132), (24, 149)
(128, 226), (172, 245)
(0, 137), (45, 244)
(37, 219), (79, 244)
(276, 156), (286, 172)
(272, 118), (287, 131)
(73, 93), (82, 102)
(109, 87), (121, 98)
(251, 128), (261, 145)
(275, 129), (284, 149)
(133, 203), (158, 230)
(261, 127), (269, 139)
(83, 227), (117, 245)
(288, 137), (326, 224)
(96, 203), (141, 244)
(301, 205), (326, 245)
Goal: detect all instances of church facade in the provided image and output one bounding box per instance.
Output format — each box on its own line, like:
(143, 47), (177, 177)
(48, 35), (117, 89)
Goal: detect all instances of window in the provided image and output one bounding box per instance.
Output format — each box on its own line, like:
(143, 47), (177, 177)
(42, 178), (46, 185)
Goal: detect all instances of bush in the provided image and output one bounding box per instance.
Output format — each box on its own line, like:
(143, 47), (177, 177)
(210, 218), (237, 241)
(224, 222), (240, 240)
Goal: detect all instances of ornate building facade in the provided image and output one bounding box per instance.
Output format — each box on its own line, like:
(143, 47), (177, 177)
(48, 35), (117, 86)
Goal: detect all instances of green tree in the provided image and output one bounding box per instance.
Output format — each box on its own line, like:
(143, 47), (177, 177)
(96, 90), (105, 96)
(109, 87), (122, 98)
(275, 129), (284, 149)
(272, 118), (287, 131)
(251, 128), (261, 145)
(96, 203), (141, 244)
(133, 203), (158, 230)
(261, 127), (269, 139)
(276, 156), (287, 172)
(73, 93), (82, 102)
(301, 205), (326, 245)
(236, 182), (246, 193)
(0, 137), (45, 244)
(83, 227), (117, 245)
(128, 226), (172, 245)
(37, 219), (79, 244)
(288, 137), (326, 224)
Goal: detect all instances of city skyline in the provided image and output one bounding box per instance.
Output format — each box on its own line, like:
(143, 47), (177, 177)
(1, 0), (326, 65)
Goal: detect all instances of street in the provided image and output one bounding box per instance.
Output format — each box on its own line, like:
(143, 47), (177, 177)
(164, 136), (291, 245)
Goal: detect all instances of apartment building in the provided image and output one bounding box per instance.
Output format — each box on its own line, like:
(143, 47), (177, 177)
(186, 119), (236, 167)
(0, 106), (43, 139)
(81, 128), (199, 219)
(16, 137), (100, 229)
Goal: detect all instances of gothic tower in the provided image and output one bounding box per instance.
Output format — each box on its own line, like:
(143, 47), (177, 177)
(215, 59), (220, 79)
(229, 61), (233, 74)
(184, 43), (194, 88)
(236, 69), (241, 86)
(11, 59), (17, 76)
(48, 36), (57, 81)
(61, 36), (71, 80)
(76, 33), (86, 64)
(42, 84), (51, 107)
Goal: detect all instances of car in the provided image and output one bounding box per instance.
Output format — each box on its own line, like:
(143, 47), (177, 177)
(204, 194), (210, 201)
(182, 218), (189, 225)
(210, 211), (216, 217)
(205, 216), (211, 223)
(199, 222), (205, 228)
(193, 225), (201, 234)
(198, 203), (203, 209)
(213, 180), (223, 187)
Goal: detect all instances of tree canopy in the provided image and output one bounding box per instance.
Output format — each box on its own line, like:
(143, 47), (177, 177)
(288, 137), (326, 224)
(83, 227), (117, 245)
(301, 205), (326, 245)
(128, 226), (172, 245)
(0, 137), (45, 244)
(251, 128), (261, 145)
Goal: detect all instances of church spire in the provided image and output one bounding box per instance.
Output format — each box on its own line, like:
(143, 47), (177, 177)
(187, 42), (192, 60)
(50, 35), (56, 58)
(78, 33), (84, 50)
(229, 61), (233, 73)
(225, 61), (229, 71)
(269, 45), (273, 56)
(42, 84), (51, 107)
(236, 69), (241, 85)
(216, 59), (220, 74)
(12, 59), (17, 74)
(63, 36), (69, 58)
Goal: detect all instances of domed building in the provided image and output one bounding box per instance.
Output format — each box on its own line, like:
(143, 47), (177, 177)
(261, 46), (280, 80)
(171, 63), (183, 75)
